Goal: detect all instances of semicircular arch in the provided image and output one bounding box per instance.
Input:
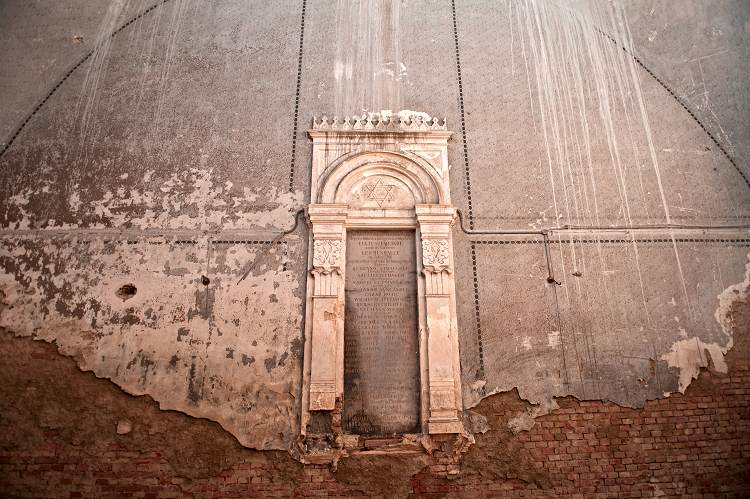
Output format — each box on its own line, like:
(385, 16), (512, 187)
(317, 150), (447, 206)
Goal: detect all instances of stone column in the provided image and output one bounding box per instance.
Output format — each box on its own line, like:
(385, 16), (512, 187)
(307, 204), (348, 411)
(416, 205), (463, 434)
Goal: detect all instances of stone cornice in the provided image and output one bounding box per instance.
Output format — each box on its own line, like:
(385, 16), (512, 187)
(311, 114), (447, 132)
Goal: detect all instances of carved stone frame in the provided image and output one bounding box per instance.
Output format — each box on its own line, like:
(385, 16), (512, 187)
(301, 117), (464, 439)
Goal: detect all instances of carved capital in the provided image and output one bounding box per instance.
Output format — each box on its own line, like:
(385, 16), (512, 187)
(311, 239), (343, 297)
(421, 238), (450, 272)
(312, 239), (342, 273)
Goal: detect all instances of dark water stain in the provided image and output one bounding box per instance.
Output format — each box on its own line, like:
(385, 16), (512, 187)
(177, 327), (190, 342)
(277, 351), (288, 367)
(163, 262), (190, 276)
(188, 286), (215, 321)
(264, 355), (277, 373)
(290, 337), (303, 358)
(121, 308), (141, 325)
(125, 351), (156, 384)
(187, 358), (202, 405)
(241, 354), (255, 367)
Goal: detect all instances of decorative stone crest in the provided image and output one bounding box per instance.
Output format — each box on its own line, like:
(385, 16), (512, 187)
(312, 239), (342, 272)
(312, 114), (447, 132)
(422, 239), (450, 271)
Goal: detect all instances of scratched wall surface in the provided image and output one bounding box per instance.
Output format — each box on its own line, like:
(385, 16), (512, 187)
(450, 0), (750, 421)
(0, 0), (749, 451)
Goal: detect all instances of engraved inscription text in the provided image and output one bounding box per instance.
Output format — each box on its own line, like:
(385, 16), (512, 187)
(344, 230), (420, 434)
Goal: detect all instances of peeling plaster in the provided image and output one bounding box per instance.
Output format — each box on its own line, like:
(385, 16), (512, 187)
(715, 253), (750, 338)
(3, 167), (304, 232)
(0, 166), (307, 450)
(0, 237), (303, 449)
(660, 252), (749, 393)
(479, 251), (750, 434)
(660, 337), (729, 393)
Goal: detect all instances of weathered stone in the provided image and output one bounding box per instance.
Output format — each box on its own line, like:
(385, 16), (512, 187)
(116, 419), (132, 435)
(343, 230), (420, 434)
(301, 125), (465, 444)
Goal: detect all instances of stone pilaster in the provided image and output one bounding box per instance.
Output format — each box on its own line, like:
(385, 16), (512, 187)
(307, 204), (347, 411)
(416, 205), (463, 434)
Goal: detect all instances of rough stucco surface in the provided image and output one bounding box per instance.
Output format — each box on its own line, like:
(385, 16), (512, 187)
(451, 0), (750, 422)
(0, 0), (749, 454)
(0, 235), (304, 449)
(0, 0), (309, 449)
(459, 241), (747, 410)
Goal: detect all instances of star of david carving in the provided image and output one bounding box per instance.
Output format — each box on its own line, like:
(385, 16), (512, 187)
(361, 179), (396, 207)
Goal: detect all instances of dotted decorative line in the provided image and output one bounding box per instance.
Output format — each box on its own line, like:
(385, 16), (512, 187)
(211, 240), (286, 245)
(478, 214), (750, 221)
(288, 0), (307, 192)
(94, 239), (285, 245)
(595, 28), (750, 191)
(473, 238), (750, 245)
(0, 0), (173, 159)
(452, 1), (483, 383)
(101, 238), (198, 245)
(55, 237), (750, 246)
(450, 0), (473, 230)
(470, 241), (485, 383)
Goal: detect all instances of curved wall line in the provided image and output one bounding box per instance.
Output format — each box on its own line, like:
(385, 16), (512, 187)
(0, 0), (173, 159)
(592, 27), (750, 191)
(0, 0), (746, 198)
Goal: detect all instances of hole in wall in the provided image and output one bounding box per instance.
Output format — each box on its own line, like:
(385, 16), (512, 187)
(116, 284), (137, 301)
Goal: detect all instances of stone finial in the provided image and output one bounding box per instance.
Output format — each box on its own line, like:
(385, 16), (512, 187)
(312, 114), (447, 132)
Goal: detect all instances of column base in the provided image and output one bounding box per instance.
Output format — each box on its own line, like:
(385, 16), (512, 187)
(309, 387), (336, 411)
(427, 419), (463, 434)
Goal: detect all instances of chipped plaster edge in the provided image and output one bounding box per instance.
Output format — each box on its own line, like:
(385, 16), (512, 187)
(465, 252), (750, 434)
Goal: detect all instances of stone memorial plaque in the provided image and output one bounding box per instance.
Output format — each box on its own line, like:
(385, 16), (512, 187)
(343, 230), (420, 434)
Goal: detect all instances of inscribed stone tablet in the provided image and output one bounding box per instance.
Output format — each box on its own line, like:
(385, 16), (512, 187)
(343, 230), (420, 434)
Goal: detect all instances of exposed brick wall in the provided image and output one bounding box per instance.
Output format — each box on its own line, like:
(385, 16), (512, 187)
(421, 367), (750, 497)
(1, 330), (749, 498)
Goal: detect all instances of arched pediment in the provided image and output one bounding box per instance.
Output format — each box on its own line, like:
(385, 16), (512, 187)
(316, 151), (447, 208)
(303, 120), (463, 441)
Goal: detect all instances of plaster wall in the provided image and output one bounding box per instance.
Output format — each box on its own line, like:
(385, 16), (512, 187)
(0, 0), (748, 455)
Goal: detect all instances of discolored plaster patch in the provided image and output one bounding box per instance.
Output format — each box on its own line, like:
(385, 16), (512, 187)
(660, 337), (730, 393)
(659, 252), (749, 393)
(2, 167), (304, 232)
(0, 329), (304, 480)
(463, 240), (750, 435)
